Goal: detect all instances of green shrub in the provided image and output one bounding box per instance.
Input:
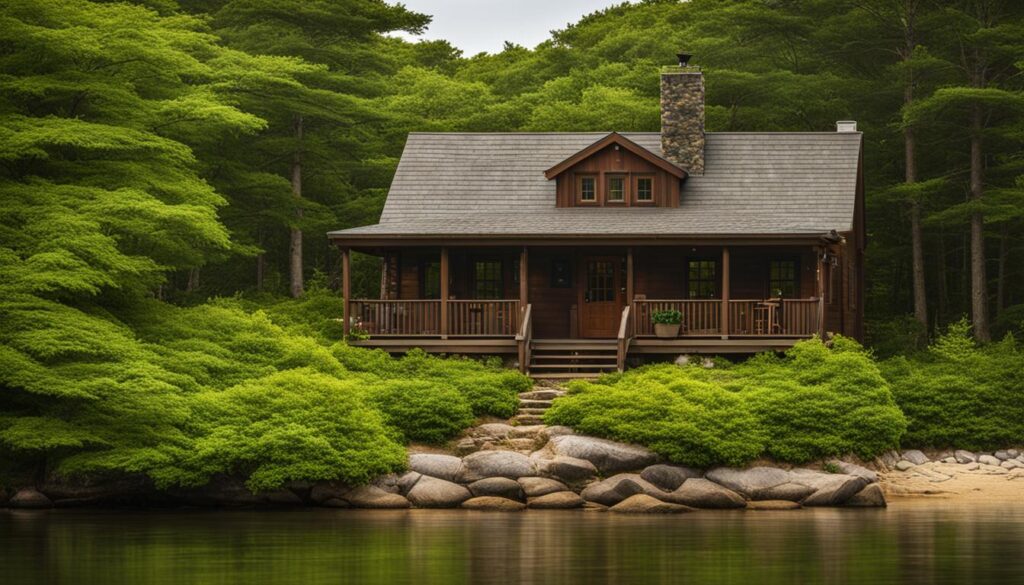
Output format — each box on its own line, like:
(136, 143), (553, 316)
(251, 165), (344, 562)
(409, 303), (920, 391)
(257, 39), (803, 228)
(546, 337), (907, 467)
(882, 320), (1024, 449)
(365, 380), (476, 444)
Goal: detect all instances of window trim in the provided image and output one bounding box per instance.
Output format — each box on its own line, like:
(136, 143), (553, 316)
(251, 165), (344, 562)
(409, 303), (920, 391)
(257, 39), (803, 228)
(605, 173), (628, 205)
(633, 174), (655, 205)
(576, 174), (598, 205)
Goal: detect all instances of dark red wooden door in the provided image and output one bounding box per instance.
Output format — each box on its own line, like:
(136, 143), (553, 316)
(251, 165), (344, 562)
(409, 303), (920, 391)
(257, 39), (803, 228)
(579, 256), (621, 338)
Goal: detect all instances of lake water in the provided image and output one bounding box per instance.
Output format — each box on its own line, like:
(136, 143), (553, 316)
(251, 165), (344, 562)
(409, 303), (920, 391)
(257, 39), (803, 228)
(3, 502), (1023, 584)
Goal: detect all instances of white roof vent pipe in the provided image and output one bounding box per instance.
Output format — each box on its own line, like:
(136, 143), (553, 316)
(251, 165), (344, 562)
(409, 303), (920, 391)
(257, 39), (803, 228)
(836, 120), (858, 132)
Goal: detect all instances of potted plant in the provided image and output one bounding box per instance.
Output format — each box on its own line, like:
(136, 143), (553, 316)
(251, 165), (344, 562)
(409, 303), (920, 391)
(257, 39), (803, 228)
(651, 309), (682, 339)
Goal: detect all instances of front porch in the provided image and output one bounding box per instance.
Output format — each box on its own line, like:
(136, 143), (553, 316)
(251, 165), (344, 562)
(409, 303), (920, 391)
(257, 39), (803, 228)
(340, 244), (842, 375)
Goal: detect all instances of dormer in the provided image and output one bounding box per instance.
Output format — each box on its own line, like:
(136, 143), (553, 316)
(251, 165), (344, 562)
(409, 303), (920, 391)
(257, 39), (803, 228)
(544, 132), (687, 208)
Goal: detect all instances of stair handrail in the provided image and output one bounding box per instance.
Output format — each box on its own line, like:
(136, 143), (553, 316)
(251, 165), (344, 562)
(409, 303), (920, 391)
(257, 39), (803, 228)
(516, 304), (533, 374)
(616, 304), (633, 372)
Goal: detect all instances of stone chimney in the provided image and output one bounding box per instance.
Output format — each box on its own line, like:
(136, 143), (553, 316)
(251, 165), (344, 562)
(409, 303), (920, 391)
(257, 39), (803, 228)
(661, 55), (705, 175)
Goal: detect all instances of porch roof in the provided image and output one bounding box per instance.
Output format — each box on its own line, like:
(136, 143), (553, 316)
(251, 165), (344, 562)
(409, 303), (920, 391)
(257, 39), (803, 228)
(329, 131), (861, 242)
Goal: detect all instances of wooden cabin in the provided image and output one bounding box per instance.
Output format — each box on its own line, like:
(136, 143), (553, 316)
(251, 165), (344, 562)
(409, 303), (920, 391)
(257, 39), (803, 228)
(328, 64), (865, 377)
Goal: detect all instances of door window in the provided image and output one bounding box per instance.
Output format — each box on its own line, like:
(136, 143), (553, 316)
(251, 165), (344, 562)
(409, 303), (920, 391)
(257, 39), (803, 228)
(586, 260), (615, 302)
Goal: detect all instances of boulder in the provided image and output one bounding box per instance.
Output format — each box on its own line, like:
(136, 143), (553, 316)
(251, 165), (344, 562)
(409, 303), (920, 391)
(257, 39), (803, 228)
(409, 454), (464, 482)
(610, 494), (692, 514)
(473, 423), (515, 440)
(1008, 449), (1020, 458)
(322, 498), (350, 508)
(826, 460), (878, 483)
(901, 450), (929, 465)
(705, 467), (791, 499)
(462, 497), (526, 512)
(549, 435), (658, 474)
(845, 483), (887, 508)
(758, 482), (817, 502)
(468, 477), (525, 501)
(791, 470), (868, 506)
(978, 455), (1001, 467)
(543, 456), (598, 483)
(640, 464), (702, 491)
(38, 474), (154, 506)
(954, 450), (977, 464)
(580, 473), (664, 506)
(1001, 459), (1022, 470)
(746, 500), (801, 511)
(406, 476), (472, 508)
(664, 478), (746, 509)
(459, 451), (536, 482)
(396, 471), (422, 495)
(528, 491), (585, 509)
(994, 450), (1011, 461)
(518, 477), (569, 498)
(541, 426), (575, 440)
(310, 484), (350, 505)
(344, 485), (411, 509)
(371, 473), (402, 494)
(8, 488), (53, 509)
(895, 461), (915, 471)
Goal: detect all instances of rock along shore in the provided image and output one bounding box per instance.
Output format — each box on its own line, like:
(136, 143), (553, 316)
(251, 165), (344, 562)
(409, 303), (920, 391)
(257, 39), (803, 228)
(1, 423), (888, 513)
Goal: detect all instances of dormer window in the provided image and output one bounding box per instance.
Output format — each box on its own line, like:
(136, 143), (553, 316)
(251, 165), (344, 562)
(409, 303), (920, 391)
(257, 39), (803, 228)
(578, 175), (597, 203)
(635, 176), (653, 203)
(607, 175), (626, 203)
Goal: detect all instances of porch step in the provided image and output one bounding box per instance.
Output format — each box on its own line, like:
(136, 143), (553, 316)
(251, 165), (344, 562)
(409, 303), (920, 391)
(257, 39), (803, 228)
(526, 338), (618, 379)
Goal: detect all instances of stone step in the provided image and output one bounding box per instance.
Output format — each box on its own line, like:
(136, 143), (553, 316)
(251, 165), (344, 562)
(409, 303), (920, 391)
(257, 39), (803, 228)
(512, 414), (545, 425)
(518, 399), (554, 409)
(518, 408), (549, 415)
(518, 390), (565, 401)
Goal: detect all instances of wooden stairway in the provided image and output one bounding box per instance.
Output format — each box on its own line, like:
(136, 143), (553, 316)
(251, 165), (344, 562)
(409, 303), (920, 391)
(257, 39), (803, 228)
(527, 339), (618, 379)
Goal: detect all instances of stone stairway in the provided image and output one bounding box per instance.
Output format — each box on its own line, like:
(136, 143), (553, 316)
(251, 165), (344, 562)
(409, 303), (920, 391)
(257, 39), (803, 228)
(511, 383), (566, 426)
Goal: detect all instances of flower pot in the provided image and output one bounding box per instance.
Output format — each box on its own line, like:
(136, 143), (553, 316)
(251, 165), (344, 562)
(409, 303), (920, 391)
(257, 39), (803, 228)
(654, 323), (680, 339)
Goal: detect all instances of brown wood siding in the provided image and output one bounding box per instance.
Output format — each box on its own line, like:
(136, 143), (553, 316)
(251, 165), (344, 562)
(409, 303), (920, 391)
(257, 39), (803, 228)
(555, 144), (682, 208)
(527, 248), (577, 338)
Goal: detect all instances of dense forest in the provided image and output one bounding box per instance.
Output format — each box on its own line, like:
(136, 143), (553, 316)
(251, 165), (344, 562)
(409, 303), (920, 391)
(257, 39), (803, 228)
(1, 0), (1023, 489)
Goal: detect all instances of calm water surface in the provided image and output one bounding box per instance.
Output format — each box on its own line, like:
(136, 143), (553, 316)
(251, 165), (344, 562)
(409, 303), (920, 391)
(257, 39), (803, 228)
(3, 502), (1023, 584)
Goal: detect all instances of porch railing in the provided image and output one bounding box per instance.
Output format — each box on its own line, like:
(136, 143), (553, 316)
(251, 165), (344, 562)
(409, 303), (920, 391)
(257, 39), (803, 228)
(351, 300), (441, 336)
(631, 298), (819, 338)
(447, 300), (521, 337)
(632, 299), (721, 336)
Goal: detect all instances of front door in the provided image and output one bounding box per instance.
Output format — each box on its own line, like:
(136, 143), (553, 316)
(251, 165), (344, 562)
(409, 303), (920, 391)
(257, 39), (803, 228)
(579, 256), (621, 338)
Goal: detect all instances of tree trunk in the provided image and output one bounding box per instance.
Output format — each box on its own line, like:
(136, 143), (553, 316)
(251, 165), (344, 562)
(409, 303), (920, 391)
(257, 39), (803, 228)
(903, 1), (927, 339)
(289, 114), (304, 298)
(969, 105), (990, 342)
(996, 226), (1007, 316)
(186, 267), (200, 292)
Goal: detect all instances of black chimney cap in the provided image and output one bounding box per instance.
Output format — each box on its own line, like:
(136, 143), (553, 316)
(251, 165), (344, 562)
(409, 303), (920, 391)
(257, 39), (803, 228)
(677, 53), (692, 67)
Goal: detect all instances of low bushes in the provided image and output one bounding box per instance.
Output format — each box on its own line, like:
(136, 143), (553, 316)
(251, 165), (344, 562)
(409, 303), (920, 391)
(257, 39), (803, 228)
(881, 320), (1024, 450)
(545, 337), (907, 467)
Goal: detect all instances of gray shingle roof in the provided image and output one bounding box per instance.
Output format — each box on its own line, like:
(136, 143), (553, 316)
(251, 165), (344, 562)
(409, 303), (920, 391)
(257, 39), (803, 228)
(328, 132), (861, 240)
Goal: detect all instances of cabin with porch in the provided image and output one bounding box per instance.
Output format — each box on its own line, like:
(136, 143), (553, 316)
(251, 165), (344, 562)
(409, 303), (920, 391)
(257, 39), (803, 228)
(329, 60), (865, 377)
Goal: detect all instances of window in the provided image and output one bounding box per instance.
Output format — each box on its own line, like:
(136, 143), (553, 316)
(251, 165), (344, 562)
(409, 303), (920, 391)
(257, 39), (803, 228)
(769, 260), (798, 298)
(578, 175), (596, 202)
(688, 260), (717, 299)
(420, 260), (440, 299)
(474, 260), (503, 299)
(607, 175), (626, 202)
(635, 176), (653, 202)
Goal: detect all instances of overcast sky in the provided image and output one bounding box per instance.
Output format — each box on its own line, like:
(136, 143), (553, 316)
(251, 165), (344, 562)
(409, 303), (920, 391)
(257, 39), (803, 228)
(394, 0), (623, 55)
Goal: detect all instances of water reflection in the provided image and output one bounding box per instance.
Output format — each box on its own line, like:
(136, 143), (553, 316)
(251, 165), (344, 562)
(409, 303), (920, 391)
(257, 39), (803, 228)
(2, 503), (1023, 585)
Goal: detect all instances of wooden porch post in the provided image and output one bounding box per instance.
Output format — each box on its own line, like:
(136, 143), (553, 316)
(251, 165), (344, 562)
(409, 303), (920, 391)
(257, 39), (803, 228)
(341, 248), (351, 339)
(721, 246), (730, 339)
(519, 247), (528, 309)
(440, 247), (450, 339)
(816, 247), (826, 339)
(626, 247), (634, 304)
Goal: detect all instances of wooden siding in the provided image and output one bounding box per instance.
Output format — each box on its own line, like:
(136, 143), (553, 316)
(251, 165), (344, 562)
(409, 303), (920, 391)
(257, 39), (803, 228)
(554, 144), (681, 208)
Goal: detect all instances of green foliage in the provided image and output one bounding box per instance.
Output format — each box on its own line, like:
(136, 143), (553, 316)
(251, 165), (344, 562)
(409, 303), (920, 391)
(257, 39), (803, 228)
(365, 380), (475, 444)
(651, 309), (682, 325)
(546, 337), (906, 467)
(882, 320), (1024, 450)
